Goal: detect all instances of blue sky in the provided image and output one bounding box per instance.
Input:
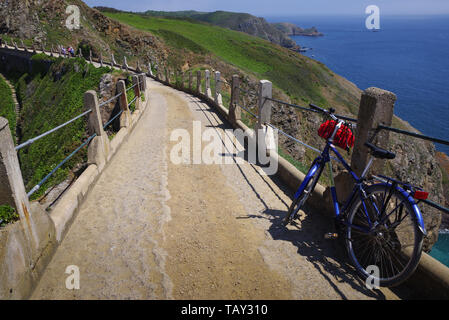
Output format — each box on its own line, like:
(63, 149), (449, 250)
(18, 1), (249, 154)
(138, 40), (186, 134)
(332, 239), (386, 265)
(84, 0), (449, 16)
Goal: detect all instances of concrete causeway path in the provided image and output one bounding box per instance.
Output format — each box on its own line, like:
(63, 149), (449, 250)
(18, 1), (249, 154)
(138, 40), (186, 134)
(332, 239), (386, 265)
(31, 77), (399, 300)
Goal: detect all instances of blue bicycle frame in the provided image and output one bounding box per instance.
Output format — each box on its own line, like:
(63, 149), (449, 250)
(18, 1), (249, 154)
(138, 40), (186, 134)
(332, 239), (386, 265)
(294, 139), (427, 236)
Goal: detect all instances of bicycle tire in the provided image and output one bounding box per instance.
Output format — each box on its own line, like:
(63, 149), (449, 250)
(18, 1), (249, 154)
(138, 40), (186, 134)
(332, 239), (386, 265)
(283, 163), (324, 226)
(345, 184), (424, 287)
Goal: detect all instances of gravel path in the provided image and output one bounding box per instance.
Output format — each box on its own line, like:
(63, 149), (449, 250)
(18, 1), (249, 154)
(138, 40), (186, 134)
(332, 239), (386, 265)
(31, 78), (398, 300)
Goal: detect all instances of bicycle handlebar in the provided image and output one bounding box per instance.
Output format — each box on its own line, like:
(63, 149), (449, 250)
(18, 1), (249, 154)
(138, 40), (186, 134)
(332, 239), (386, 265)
(309, 104), (338, 121)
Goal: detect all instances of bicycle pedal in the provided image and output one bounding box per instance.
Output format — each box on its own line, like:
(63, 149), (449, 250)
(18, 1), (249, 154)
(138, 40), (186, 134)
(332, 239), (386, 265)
(324, 233), (339, 240)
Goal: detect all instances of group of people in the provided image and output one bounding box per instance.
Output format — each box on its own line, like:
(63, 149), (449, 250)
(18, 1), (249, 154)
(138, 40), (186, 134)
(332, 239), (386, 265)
(61, 46), (75, 57)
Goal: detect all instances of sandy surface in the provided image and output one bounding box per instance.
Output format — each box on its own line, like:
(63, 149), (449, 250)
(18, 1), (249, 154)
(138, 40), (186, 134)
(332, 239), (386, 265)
(31, 78), (398, 300)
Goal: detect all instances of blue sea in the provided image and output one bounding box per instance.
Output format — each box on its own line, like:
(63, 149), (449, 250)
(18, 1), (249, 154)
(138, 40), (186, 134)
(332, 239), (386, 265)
(266, 15), (449, 266)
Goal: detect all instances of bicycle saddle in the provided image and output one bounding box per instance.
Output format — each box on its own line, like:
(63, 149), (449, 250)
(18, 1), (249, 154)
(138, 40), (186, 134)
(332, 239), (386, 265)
(364, 142), (396, 160)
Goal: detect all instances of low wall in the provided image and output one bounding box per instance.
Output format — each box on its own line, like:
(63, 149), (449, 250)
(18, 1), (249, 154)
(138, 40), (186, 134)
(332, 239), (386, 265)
(0, 45), (150, 299)
(148, 72), (449, 299)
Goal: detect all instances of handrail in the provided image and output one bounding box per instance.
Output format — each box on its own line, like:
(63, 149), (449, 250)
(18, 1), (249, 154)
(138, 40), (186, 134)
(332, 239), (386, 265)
(99, 92), (123, 108)
(237, 104), (258, 119)
(266, 97), (358, 123)
(15, 109), (92, 151)
(0, 41), (146, 200)
(378, 124), (449, 147)
(27, 133), (97, 197)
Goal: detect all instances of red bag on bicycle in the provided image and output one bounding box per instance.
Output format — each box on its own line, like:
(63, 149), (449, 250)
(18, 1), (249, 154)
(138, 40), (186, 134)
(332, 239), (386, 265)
(318, 120), (355, 151)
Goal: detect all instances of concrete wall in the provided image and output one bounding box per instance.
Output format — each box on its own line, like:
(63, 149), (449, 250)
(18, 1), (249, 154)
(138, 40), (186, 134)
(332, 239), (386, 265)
(147, 66), (449, 299)
(0, 45), (150, 299)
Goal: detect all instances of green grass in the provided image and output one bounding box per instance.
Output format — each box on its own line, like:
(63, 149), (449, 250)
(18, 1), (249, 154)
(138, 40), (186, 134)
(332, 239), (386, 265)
(0, 205), (19, 227)
(0, 76), (16, 142)
(103, 11), (351, 109)
(16, 55), (112, 199)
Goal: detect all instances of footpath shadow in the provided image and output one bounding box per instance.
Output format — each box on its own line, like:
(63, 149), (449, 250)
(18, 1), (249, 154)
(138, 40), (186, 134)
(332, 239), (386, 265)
(183, 93), (388, 300)
(263, 203), (387, 300)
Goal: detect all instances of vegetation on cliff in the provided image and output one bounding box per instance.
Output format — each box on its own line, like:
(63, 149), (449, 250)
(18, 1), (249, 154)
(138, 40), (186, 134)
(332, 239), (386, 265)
(0, 76), (16, 141)
(15, 55), (112, 199)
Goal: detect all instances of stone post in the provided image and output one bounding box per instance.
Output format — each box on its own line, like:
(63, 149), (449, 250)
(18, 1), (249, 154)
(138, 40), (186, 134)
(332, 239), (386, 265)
(117, 80), (131, 128)
(85, 90), (110, 172)
(257, 80), (273, 157)
(0, 117), (39, 247)
(123, 56), (129, 72)
(148, 63), (154, 77)
(205, 70), (212, 98)
(197, 70), (202, 94)
(20, 40), (26, 52)
(189, 71), (193, 91)
(214, 71), (223, 105)
(89, 50), (93, 64)
(229, 75), (241, 126)
(132, 75), (141, 110)
(351, 87), (396, 177)
(139, 73), (146, 93)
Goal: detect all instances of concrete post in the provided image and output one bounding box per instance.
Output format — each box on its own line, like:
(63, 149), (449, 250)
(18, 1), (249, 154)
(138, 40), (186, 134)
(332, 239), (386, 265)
(20, 40), (26, 52)
(123, 56), (129, 72)
(197, 70), (202, 94)
(85, 90), (110, 172)
(136, 61), (142, 73)
(229, 75), (241, 126)
(214, 71), (223, 105)
(100, 53), (104, 67)
(89, 50), (93, 64)
(351, 87), (396, 177)
(189, 71), (193, 91)
(78, 48), (83, 58)
(257, 80), (273, 129)
(117, 80), (131, 128)
(139, 73), (146, 93)
(111, 53), (116, 66)
(132, 75), (141, 110)
(148, 63), (154, 77)
(14, 41), (18, 50)
(256, 80), (274, 158)
(205, 70), (212, 98)
(0, 117), (38, 246)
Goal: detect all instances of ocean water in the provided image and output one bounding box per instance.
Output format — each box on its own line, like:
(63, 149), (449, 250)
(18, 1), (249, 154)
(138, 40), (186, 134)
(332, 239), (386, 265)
(267, 14), (449, 156)
(265, 15), (449, 265)
(430, 232), (449, 267)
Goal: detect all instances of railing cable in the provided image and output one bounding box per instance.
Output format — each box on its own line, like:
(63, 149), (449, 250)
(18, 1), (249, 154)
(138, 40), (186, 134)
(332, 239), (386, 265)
(15, 109), (92, 151)
(27, 133), (97, 197)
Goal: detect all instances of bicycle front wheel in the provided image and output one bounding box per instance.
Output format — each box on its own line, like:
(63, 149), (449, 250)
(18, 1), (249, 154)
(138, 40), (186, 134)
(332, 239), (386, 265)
(345, 184), (424, 287)
(283, 163), (323, 226)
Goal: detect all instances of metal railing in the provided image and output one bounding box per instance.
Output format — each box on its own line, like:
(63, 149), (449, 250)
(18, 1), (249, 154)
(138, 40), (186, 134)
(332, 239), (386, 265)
(264, 95), (449, 215)
(2, 42), (146, 198)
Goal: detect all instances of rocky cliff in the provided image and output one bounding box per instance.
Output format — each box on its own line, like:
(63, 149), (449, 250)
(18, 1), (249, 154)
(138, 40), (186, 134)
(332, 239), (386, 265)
(273, 22), (324, 37)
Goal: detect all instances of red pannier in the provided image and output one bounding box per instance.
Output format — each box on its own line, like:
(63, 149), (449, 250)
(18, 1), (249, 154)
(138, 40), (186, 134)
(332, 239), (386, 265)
(318, 120), (355, 151)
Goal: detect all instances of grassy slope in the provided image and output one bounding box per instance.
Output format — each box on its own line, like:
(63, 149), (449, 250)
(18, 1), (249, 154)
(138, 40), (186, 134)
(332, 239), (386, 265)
(16, 55), (112, 199)
(103, 12), (360, 111)
(0, 75), (16, 141)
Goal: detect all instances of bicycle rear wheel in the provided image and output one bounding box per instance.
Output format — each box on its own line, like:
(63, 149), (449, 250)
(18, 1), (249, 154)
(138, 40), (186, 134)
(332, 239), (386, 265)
(345, 184), (424, 287)
(283, 163), (323, 226)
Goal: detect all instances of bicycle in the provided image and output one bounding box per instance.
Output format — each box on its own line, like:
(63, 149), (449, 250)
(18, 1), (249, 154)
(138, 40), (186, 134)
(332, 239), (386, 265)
(283, 103), (428, 287)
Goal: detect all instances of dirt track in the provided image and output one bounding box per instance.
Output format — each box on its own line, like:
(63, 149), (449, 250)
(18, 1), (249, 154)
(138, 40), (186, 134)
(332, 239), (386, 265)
(31, 78), (397, 300)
